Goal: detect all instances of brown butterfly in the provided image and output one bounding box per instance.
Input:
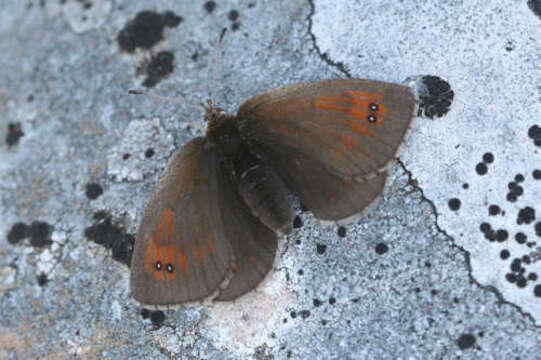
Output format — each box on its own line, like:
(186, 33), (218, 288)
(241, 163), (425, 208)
(129, 78), (418, 306)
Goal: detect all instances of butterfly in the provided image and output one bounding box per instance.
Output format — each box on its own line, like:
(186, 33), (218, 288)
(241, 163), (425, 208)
(129, 78), (418, 306)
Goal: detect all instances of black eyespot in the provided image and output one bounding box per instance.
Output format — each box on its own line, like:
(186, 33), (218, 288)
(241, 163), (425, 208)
(369, 103), (378, 111)
(155, 261), (162, 271)
(368, 115), (377, 123)
(166, 264), (174, 273)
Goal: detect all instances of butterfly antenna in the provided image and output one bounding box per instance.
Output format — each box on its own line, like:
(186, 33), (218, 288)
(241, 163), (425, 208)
(210, 28), (227, 104)
(128, 89), (205, 123)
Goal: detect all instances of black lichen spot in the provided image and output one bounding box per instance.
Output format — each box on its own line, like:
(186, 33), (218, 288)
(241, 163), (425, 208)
(515, 174), (524, 182)
(500, 249), (510, 260)
(462, 183), (469, 189)
(329, 297), (336, 305)
(6, 122), (24, 147)
(123, 153), (131, 160)
(150, 310), (165, 327)
(417, 75), (454, 118)
(375, 242), (388, 255)
(504, 41), (515, 52)
(140, 308), (150, 319)
(448, 198), (461, 211)
(488, 204), (500, 216)
(337, 226), (346, 237)
(142, 51), (175, 88)
(290, 311), (297, 319)
(506, 273), (516, 283)
(84, 212), (135, 266)
(482, 152), (494, 164)
(85, 183), (103, 200)
(528, 124), (541, 147)
(7, 222), (28, 244)
(534, 284), (541, 297)
(533, 169), (541, 180)
(28, 221), (53, 247)
(316, 244), (326, 255)
(117, 11), (183, 53)
(535, 221), (541, 237)
(475, 163), (488, 176)
(528, 273), (537, 281)
(456, 333), (476, 349)
(528, 0), (541, 18)
(231, 22), (241, 31)
(517, 206), (535, 225)
(313, 299), (322, 307)
(145, 147), (155, 158)
(204, 1), (216, 13)
(37, 272), (48, 286)
(228, 10), (239, 21)
(299, 310), (310, 319)
(293, 215), (303, 228)
(297, 269), (303, 275)
(496, 229), (508, 242)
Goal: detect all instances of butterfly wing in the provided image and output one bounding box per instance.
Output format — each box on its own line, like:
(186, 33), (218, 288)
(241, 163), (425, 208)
(130, 137), (234, 306)
(237, 79), (417, 221)
(214, 159), (278, 301)
(130, 137), (278, 305)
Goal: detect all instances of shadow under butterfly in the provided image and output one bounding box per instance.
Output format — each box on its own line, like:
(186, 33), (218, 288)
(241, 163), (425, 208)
(128, 77), (420, 307)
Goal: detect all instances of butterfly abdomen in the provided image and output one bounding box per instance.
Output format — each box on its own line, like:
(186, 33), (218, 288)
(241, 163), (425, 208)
(237, 162), (293, 235)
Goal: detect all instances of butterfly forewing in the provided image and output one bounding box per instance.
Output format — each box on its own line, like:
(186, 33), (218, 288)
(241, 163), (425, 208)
(130, 137), (233, 306)
(237, 79), (417, 220)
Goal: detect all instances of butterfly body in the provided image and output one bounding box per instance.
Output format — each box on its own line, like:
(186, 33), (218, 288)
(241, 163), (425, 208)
(129, 78), (418, 306)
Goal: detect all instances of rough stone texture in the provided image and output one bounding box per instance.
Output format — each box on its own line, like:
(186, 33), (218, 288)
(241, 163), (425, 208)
(1, 0), (539, 359)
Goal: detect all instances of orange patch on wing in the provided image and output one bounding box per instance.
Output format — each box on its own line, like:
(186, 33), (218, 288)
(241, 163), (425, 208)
(205, 236), (214, 254)
(165, 209), (174, 244)
(145, 236), (156, 274)
(193, 246), (205, 264)
(348, 91), (387, 116)
(177, 250), (188, 275)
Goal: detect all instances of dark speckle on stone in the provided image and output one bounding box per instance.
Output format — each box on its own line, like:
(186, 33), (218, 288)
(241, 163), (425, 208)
(7, 222), (28, 244)
(533, 169), (541, 180)
(313, 299), (322, 307)
(527, 124), (541, 147)
(84, 212), (135, 266)
(462, 183), (469, 189)
(37, 272), (48, 286)
(514, 174), (524, 182)
(528, 0), (541, 18)
(150, 310), (165, 327)
(123, 153), (131, 160)
(475, 162), (488, 175)
(534, 284), (541, 297)
(482, 152), (494, 163)
(231, 22), (241, 31)
(28, 221), (53, 247)
(117, 11), (183, 53)
(448, 198), (461, 211)
(228, 10), (239, 21)
(85, 183), (103, 200)
(140, 308), (150, 319)
(293, 215), (303, 228)
(488, 204), (500, 216)
(204, 1), (216, 13)
(329, 297), (336, 305)
(316, 243), (326, 255)
(500, 249), (510, 260)
(142, 51), (174, 88)
(535, 222), (541, 237)
(6, 122), (24, 147)
(145, 147), (155, 158)
(516, 206), (535, 225)
(456, 333), (476, 349)
(299, 310), (310, 319)
(337, 226), (346, 237)
(417, 75), (454, 118)
(375, 242), (388, 255)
